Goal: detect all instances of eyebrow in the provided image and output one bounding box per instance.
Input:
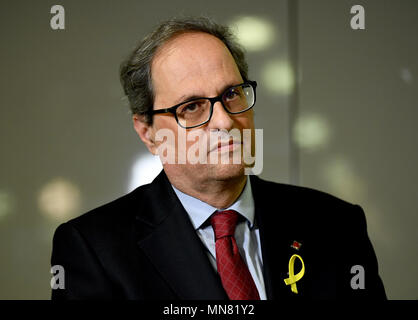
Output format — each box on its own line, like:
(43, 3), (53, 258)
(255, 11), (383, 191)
(174, 82), (241, 105)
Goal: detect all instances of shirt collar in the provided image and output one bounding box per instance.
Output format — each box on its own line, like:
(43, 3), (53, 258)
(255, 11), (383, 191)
(171, 176), (255, 230)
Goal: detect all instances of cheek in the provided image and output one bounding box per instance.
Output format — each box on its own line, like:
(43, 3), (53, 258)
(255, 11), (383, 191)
(153, 116), (176, 131)
(185, 130), (207, 153)
(153, 117), (180, 150)
(235, 110), (255, 129)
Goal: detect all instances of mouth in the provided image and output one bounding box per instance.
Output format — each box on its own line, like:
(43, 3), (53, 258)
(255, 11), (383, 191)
(209, 138), (242, 153)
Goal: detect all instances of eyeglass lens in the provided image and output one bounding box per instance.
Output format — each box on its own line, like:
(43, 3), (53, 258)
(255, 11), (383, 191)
(176, 83), (255, 128)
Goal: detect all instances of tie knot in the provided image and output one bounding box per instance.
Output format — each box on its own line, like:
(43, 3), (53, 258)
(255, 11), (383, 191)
(210, 210), (239, 240)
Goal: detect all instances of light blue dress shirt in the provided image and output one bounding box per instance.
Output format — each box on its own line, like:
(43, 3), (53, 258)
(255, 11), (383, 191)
(171, 177), (267, 300)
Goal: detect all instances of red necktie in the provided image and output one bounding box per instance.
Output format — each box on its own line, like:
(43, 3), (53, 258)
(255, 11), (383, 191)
(210, 210), (260, 300)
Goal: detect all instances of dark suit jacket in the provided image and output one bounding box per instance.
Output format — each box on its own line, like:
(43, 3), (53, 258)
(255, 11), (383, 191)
(51, 170), (386, 299)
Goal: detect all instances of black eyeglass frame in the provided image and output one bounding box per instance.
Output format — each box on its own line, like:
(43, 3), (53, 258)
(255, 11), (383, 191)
(144, 80), (257, 129)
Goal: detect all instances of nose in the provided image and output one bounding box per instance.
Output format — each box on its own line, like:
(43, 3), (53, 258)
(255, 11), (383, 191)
(207, 101), (234, 131)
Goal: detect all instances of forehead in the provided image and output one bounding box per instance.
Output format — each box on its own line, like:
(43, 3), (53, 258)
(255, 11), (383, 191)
(151, 32), (242, 97)
(153, 31), (234, 69)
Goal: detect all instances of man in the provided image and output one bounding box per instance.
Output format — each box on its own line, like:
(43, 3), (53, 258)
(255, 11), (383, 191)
(51, 17), (386, 300)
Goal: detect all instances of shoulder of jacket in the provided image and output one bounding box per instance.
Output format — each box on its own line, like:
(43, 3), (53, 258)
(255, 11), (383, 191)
(61, 182), (153, 234)
(252, 175), (356, 207)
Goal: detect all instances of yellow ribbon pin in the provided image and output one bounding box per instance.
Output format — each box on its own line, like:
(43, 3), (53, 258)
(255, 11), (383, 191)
(284, 254), (305, 294)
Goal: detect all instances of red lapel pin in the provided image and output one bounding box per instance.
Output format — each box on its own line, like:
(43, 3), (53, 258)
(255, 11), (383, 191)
(291, 240), (302, 250)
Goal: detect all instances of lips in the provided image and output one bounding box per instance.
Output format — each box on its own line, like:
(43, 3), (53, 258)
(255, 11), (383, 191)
(209, 138), (242, 153)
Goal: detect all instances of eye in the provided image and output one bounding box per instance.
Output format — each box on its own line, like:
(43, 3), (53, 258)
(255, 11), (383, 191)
(179, 100), (205, 114)
(224, 89), (240, 101)
(184, 103), (198, 112)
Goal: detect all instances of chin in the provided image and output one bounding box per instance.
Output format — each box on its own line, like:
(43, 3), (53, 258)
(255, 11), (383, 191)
(208, 163), (246, 181)
(163, 163), (246, 187)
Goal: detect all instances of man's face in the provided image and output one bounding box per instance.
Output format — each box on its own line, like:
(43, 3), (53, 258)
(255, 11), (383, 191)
(138, 32), (255, 187)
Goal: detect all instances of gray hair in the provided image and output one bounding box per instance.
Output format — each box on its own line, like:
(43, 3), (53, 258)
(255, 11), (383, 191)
(119, 16), (249, 124)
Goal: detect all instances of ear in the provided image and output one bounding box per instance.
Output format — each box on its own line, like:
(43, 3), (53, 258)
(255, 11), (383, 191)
(133, 114), (157, 155)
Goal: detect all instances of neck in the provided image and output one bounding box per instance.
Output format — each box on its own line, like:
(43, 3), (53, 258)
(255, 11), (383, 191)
(167, 171), (247, 209)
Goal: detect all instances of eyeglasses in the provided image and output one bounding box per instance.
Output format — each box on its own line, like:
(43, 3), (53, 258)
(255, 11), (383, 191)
(145, 81), (257, 129)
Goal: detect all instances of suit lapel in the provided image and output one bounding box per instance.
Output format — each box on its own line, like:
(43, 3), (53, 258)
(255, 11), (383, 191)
(252, 175), (327, 300)
(251, 175), (301, 300)
(134, 170), (227, 300)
